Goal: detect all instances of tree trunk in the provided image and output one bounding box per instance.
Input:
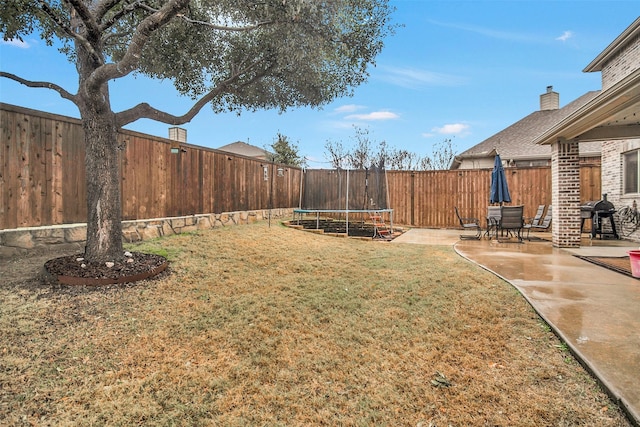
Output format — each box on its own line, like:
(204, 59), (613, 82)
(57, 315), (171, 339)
(82, 107), (124, 263)
(72, 17), (124, 264)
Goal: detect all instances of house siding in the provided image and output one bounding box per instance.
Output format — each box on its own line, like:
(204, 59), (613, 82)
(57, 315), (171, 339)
(601, 32), (640, 90)
(602, 138), (640, 241)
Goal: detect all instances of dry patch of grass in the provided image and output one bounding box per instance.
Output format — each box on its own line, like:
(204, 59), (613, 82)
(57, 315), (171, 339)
(0, 222), (631, 426)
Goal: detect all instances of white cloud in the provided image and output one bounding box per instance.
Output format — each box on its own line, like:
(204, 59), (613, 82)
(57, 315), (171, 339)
(1, 38), (30, 48)
(327, 120), (356, 130)
(380, 66), (465, 89)
(428, 19), (537, 43)
(345, 111), (399, 121)
(556, 31), (574, 42)
(334, 104), (365, 114)
(432, 123), (470, 135)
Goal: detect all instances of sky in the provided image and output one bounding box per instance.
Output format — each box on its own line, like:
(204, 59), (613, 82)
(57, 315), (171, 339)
(0, 1), (637, 167)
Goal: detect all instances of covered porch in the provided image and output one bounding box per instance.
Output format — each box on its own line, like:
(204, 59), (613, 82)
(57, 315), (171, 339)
(533, 17), (640, 248)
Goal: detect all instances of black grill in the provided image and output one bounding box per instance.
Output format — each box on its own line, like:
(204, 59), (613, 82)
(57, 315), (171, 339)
(580, 196), (619, 239)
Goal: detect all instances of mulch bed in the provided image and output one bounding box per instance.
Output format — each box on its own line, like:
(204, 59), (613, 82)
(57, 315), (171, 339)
(575, 255), (637, 279)
(44, 252), (167, 286)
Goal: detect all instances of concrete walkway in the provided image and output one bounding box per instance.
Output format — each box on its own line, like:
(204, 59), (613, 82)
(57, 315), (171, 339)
(392, 228), (640, 426)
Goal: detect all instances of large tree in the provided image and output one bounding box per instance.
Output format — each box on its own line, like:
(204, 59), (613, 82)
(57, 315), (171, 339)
(0, 0), (394, 263)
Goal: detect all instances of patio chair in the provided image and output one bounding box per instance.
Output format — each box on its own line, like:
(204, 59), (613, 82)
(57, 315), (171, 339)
(527, 205), (546, 226)
(525, 205), (552, 239)
(498, 205), (524, 242)
(454, 207), (481, 240)
(485, 205), (502, 238)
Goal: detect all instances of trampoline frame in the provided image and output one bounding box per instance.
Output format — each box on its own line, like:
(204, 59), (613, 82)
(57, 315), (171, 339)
(293, 208), (394, 235)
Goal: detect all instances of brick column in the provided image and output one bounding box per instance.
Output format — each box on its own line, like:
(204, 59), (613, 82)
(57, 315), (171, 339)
(551, 138), (582, 247)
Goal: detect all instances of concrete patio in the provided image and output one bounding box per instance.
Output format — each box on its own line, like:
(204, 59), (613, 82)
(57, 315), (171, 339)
(392, 228), (640, 426)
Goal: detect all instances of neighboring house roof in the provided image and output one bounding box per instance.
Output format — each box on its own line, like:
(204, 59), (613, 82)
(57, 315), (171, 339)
(453, 91), (602, 169)
(217, 141), (272, 160)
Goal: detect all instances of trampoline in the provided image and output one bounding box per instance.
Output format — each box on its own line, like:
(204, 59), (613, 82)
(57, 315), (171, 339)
(293, 167), (394, 238)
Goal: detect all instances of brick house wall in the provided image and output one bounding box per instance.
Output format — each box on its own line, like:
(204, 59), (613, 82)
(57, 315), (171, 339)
(598, 24), (640, 241)
(551, 140), (582, 247)
(602, 138), (640, 242)
(601, 33), (640, 90)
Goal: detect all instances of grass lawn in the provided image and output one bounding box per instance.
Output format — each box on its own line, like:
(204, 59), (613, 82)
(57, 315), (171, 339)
(0, 221), (631, 426)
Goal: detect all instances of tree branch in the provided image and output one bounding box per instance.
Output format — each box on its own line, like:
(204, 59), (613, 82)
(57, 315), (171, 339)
(136, 1), (275, 32)
(88, 0), (189, 89)
(66, 0), (102, 41)
(115, 56), (273, 127)
(37, 0), (102, 63)
(98, 0), (145, 33)
(174, 13), (273, 32)
(115, 90), (223, 127)
(0, 72), (77, 104)
(95, 0), (130, 22)
(37, 1), (76, 39)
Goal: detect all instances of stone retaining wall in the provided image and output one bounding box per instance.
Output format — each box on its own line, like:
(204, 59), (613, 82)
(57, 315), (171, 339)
(0, 209), (294, 258)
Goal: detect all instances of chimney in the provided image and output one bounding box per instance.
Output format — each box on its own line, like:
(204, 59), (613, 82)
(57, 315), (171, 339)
(169, 127), (187, 143)
(539, 86), (559, 111)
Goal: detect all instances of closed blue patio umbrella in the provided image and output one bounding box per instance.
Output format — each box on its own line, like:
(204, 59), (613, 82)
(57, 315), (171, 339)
(490, 154), (511, 205)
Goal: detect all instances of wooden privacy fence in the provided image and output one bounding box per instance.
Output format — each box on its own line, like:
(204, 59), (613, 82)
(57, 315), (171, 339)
(1, 103), (602, 231)
(387, 166), (600, 228)
(0, 103), (302, 230)
(301, 166), (601, 229)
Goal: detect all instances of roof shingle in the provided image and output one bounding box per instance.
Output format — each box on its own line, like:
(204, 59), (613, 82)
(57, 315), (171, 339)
(457, 91), (602, 162)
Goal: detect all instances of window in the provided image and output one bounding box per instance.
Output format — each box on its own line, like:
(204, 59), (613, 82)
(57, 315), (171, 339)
(624, 150), (640, 194)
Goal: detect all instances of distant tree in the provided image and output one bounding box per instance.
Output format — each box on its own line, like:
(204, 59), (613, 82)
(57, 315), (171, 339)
(372, 140), (388, 169)
(346, 126), (373, 169)
(429, 138), (456, 170)
(0, 0), (395, 263)
(325, 125), (376, 169)
(387, 148), (419, 170)
(323, 129), (457, 171)
(268, 133), (305, 167)
(324, 139), (348, 169)
(417, 156), (434, 171)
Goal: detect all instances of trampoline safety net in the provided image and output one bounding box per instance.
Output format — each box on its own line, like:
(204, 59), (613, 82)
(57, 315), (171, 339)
(301, 167), (389, 211)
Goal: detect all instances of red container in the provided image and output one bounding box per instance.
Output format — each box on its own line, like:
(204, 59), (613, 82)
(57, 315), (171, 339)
(628, 250), (640, 278)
